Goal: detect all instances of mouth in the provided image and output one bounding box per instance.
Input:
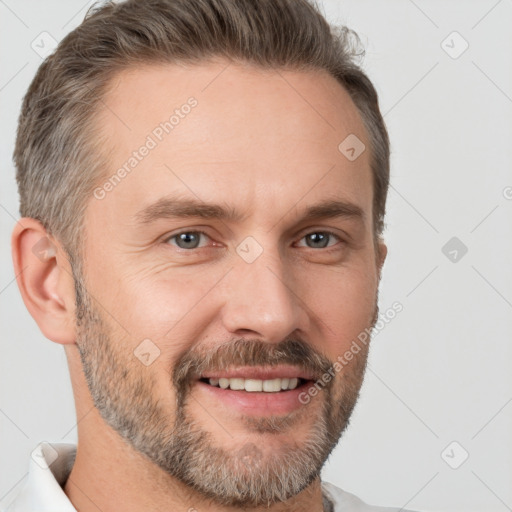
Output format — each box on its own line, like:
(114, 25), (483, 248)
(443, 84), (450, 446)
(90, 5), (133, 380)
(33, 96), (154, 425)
(195, 366), (317, 416)
(199, 376), (308, 392)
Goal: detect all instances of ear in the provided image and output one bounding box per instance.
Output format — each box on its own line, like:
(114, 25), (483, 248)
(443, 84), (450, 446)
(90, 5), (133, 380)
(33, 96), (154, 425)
(376, 238), (387, 280)
(11, 218), (77, 345)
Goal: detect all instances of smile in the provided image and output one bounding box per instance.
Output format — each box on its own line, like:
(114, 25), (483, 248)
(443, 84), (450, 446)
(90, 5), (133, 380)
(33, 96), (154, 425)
(200, 376), (305, 392)
(195, 366), (318, 416)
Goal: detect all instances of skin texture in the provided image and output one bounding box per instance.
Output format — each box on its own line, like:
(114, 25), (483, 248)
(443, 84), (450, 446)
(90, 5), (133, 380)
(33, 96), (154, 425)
(11, 59), (387, 512)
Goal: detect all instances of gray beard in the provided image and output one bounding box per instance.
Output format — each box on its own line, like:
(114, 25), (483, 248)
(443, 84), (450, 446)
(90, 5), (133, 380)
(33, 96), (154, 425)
(73, 270), (372, 508)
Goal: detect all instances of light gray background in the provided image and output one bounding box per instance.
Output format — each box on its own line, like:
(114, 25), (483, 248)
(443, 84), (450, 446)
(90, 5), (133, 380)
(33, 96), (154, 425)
(1, 1), (511, 511)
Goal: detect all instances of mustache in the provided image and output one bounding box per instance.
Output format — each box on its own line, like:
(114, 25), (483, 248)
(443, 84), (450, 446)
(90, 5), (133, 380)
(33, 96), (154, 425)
(172, 337), (334, 393)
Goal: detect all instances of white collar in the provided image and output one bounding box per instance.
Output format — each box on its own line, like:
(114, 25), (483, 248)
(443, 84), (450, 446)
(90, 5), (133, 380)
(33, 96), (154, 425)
(6, 442), (76, 512)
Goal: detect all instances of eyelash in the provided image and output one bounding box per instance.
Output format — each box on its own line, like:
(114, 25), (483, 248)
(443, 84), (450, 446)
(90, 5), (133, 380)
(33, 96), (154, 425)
(163, 230), (344, 251)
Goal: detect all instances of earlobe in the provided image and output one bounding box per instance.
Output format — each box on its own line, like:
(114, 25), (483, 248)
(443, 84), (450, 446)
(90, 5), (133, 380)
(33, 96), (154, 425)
(11, 218), (77, 345)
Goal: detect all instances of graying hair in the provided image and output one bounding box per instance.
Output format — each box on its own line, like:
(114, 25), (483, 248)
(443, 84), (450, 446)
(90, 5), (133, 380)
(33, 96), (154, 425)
(14, 0), (390, 273)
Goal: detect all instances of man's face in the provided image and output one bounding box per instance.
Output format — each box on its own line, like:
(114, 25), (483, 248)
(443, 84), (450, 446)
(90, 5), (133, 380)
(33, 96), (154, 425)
(74, 60), (385, 507)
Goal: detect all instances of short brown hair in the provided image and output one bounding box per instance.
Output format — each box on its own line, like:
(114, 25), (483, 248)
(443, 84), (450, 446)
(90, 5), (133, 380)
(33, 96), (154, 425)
(14, 0), (390, 272)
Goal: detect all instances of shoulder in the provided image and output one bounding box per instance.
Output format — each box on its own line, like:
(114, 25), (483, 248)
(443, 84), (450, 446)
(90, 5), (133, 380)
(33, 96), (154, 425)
(321, 480), (418, 512)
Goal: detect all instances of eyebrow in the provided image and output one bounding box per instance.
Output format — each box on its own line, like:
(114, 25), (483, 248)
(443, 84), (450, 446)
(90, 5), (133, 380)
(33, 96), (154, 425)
(133, 195), (365, 226)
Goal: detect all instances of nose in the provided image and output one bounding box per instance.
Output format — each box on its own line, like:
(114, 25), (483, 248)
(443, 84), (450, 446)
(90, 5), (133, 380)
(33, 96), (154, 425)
(219, 246), (307, 343)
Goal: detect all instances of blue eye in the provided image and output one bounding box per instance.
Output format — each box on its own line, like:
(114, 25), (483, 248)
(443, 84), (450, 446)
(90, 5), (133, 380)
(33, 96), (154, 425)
(298, 231), (341, 249)
(166, 231), (209, 250)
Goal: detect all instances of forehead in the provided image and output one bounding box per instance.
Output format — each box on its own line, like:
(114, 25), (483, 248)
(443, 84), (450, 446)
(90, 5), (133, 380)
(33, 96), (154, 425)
(90, 60), (372, 229)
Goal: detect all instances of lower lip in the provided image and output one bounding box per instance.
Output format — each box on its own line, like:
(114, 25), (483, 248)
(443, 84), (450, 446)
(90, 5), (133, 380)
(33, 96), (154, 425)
(195, 380), (313, 416)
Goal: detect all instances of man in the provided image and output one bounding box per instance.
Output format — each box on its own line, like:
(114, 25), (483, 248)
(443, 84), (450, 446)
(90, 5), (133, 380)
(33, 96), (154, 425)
(7, 0), (415, 511)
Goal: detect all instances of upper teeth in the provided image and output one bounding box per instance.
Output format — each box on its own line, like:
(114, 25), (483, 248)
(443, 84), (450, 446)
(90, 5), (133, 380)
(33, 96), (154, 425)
(207, 377), (300, 392)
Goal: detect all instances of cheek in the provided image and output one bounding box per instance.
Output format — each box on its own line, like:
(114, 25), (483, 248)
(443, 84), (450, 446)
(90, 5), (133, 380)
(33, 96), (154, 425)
(110, 268), (224, 343)
(308, 265), (378, 350)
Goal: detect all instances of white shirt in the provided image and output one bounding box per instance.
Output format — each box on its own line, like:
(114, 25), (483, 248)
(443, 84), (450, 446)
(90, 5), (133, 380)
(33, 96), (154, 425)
(2, 442), (416, 512)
